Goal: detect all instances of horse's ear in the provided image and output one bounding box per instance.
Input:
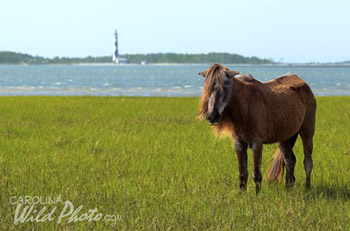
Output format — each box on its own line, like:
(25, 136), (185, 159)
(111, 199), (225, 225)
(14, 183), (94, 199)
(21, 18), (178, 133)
(225, 70), (240, 78)
(198, 71), (207, 78)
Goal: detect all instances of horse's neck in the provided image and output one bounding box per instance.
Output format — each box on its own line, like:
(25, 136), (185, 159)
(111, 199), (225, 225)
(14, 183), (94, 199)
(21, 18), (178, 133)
(230, 77), (249, 118)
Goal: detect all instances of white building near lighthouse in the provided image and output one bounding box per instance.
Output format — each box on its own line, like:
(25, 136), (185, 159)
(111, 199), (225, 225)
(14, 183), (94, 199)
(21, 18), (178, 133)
(112, 30), (128, 64)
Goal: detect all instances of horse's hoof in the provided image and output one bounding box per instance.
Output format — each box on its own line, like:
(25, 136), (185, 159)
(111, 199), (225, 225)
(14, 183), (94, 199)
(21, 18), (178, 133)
(255, 183), (261, 194)
(239, 183), (247, 191)
(305, 180), (311, 188)
(285, 175), (295, 187)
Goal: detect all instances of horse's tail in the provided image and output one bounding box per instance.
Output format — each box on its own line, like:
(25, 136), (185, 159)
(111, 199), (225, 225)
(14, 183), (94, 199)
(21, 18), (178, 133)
(264, 148), (284, 183)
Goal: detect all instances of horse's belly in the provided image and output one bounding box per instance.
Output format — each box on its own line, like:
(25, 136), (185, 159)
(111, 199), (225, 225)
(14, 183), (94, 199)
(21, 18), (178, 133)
(264, 105), (305, 143)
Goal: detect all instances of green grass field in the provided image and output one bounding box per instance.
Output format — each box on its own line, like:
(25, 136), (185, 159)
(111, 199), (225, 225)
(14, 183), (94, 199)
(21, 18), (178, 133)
(0, 96), (349, 230)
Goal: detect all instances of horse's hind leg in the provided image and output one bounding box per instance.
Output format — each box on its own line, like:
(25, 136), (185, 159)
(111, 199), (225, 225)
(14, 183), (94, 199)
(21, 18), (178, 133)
(279, 133), (298, 186)
(301, 135), (313, 187)
(300, 121), (315, 186)
(298, 101), (316, 187)
(251, 142), (263, 193)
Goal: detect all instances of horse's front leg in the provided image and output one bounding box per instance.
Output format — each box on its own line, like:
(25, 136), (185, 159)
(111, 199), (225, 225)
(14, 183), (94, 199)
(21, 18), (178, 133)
(251, 142), (263, 194)
(234, 140), (248, 190)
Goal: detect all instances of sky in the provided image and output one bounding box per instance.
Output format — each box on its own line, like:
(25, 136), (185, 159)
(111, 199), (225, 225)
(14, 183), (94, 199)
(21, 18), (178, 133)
(1, 0), (349, 63)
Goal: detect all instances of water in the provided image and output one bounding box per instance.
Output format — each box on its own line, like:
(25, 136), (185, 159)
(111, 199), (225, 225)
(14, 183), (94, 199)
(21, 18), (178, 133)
(0, 65), (350, 96)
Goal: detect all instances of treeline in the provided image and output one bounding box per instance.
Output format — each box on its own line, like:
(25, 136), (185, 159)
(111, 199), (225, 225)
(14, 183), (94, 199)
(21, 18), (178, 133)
(0, 52), (111, 64)
(0, 52), (46, 64)
(0, 51), (272, 64)
(123, 53), (272, 64)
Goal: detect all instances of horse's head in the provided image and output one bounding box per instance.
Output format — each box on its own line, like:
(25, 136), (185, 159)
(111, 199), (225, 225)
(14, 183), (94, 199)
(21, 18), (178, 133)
(198, 63), (239, 126)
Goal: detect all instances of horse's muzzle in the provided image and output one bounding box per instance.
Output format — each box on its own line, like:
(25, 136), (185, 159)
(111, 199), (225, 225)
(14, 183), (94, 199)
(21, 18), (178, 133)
(206, 113), (220, 126)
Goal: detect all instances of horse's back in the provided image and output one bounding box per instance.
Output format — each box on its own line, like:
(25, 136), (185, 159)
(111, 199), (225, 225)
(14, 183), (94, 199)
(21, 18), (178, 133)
(265, 75), (306, 89)
(264, 75), (315, 104)
(236, 73), (315, 106)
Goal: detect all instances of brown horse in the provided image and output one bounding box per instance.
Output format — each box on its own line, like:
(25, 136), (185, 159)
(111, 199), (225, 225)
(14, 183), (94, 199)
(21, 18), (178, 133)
(198, 63), (316, 193)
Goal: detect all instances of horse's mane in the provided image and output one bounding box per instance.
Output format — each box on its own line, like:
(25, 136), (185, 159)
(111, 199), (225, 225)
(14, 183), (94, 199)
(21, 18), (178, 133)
(198, 63), (228, 118)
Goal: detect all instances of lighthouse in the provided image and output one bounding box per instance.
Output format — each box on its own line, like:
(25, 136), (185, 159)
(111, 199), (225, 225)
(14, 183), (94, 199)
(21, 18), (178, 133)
(112, 30), (128, 64)
(112, 30), (119, 63)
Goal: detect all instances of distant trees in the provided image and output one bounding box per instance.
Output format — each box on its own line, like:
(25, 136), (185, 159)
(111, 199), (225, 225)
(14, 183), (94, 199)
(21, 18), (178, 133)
(0, 52), (47, 64)
(48, 56), (111, 64)
(123, 53), (272, 64)
(0, 52), (113, 64)
(0, 51), (272, 65)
